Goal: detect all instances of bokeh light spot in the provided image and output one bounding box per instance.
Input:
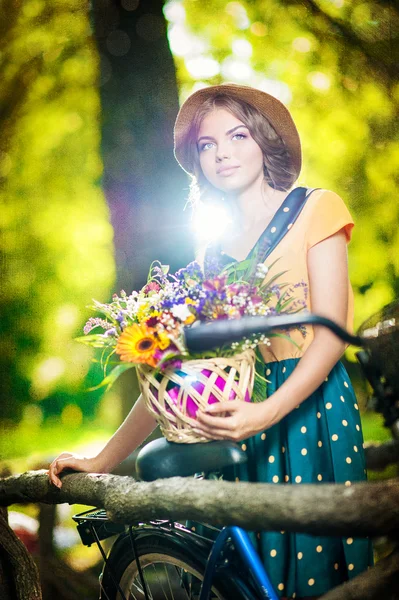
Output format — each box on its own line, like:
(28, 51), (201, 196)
(106, 30), (131, 57)
(23, 404), (43, 427)
(23, 0), (44, 19)
(35, 357), (66, 385)
(185, 56), (220, 79)
(64, 113), (83, 133)
(250, 22), (267, 37)
(99, 54), (112, 86)
(292, 37), (312, 53)
(232, 38), (253, 59)
(0, 152), (13, 178)
(257, 78), (292, 105)
(55, 304), (81, 330)
(225, 2), (250, 29)
(121, 0), (140, 11)
(163, 1), (186, 24)
(61, 404), (83, 428)
(308, 71), (331, 91)
(168, 25), (207, 57)
(221, 57), (253, 82)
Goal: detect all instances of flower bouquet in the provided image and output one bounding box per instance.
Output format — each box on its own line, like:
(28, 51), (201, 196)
(77, 257), (305, 442)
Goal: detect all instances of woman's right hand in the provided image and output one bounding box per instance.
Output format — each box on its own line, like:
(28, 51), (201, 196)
(48, 453), (106, 488)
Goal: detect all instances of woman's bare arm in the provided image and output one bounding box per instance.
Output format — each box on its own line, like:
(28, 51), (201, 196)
(48, 394), (157, 487)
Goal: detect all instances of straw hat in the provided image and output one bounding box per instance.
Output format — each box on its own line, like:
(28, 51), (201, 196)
(174, 82), (301, 178)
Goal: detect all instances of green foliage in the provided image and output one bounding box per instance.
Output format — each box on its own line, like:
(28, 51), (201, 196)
(164, 0), (399, 329)
(0, 0), (115, 422)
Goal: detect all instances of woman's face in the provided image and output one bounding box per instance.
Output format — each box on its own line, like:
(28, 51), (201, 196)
(197, 108), (265, 196)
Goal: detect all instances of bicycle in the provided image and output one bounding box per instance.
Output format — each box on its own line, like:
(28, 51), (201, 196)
(73, 300), (399, 600)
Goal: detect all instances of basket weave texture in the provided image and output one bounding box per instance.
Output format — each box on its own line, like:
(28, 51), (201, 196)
(137, 350), (255, 443)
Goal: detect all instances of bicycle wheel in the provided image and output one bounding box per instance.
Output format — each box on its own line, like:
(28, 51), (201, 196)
(101, 531), (250, 600)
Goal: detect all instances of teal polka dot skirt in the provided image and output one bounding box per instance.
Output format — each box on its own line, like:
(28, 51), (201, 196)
(223, 359), (373, 598)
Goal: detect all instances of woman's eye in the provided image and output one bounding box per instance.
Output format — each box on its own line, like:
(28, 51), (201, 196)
(199, 142), (215, 152)
(233, 133), (246, 140)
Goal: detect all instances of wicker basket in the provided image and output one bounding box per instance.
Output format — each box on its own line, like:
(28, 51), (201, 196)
(137, 350), (255, 443)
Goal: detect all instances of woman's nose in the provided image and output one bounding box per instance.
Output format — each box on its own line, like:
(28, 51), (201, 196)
(216, 144), (231, 161)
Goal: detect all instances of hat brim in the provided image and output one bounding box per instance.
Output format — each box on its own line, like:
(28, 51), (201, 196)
(173, 83), (301, 178)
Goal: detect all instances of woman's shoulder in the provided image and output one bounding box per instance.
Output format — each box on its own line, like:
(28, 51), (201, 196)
(302, 187), (351, 220)
(301, 187), (354, 246)
(305, 187), (346, 204)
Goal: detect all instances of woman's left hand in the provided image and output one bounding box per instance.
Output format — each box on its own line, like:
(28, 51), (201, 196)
(195, 400), (279, 442)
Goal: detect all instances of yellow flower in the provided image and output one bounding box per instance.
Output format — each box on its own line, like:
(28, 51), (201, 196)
(116, 324), (158, 367)
(136, 303), (151, 322)
(184, 313), (196, 325)
(185, 297), (196, 305)
(156, 329), (171, 350)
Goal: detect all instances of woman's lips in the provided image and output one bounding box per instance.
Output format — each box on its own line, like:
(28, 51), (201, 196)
(217, 166), (239, 177)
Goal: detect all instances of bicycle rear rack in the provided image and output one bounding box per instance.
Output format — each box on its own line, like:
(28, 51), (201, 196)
(73, 508), (126, 546)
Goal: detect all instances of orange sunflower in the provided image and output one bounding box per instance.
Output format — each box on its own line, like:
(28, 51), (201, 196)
(116, 323), (159, 368)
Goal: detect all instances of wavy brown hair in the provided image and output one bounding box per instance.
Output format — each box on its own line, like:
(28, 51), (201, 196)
(186, 94), (297, 206)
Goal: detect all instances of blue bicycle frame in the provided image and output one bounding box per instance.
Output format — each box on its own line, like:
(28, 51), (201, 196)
(199, 525), (279, 600)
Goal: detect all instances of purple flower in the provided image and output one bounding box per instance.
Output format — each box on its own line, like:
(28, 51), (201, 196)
(104, 327), (117, 337)
(83, 317), (114, 335)
(203, 254), (223, 279)
(174, 261), (204, 283)
(271, 285), (281, 299)
(160, 357), (182, 371)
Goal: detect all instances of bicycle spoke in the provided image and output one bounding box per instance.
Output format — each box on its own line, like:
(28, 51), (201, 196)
(164, 562), (175, 600)
(116, 550), (226, 600)
(153, 563), (170, 599)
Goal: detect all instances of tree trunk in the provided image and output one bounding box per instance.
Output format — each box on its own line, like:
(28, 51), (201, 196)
(0, 506), (41, 600)
(92, 0), (193, 293)
(1, 471), (399, 538)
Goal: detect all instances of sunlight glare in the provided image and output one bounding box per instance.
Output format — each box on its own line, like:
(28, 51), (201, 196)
(192, 202), (232, 243)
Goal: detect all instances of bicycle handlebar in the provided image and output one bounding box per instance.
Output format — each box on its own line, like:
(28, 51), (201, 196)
(183, 313), (364, 353)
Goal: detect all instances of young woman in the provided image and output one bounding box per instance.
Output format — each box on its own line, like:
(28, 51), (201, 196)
(49, 83), (372, 599)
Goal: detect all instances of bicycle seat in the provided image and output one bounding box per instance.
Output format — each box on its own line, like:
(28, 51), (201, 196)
(136, 437), (247, 481)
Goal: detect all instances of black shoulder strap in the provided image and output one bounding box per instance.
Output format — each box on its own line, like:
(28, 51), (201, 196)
(247, 186), (320, 263)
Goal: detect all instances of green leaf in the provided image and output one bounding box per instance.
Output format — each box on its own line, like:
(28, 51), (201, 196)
(75, 334), (115, 348)
(260, 270), (289, 290)
(87, 363), (135, 392)
(270, 332), (303, 351)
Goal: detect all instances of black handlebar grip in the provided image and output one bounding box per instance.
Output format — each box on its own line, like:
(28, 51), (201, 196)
(183, 314), (363, 353)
